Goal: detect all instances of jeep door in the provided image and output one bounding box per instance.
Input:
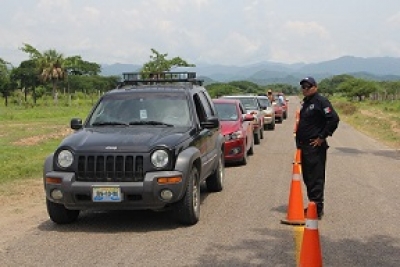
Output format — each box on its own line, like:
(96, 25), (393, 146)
(193, 92), (219, 179)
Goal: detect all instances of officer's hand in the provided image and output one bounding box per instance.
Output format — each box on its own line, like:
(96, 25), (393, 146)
(310, 137), (325, 147)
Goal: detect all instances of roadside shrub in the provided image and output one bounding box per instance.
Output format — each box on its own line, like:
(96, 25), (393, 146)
(335, 102), (357, 115)
(34, 85), (48, 98)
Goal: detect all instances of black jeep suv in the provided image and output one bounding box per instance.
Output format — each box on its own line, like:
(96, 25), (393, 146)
(43, 72), (225, 225)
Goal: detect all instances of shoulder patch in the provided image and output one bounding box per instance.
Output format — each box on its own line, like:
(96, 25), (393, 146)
(324, 107), (331, 114)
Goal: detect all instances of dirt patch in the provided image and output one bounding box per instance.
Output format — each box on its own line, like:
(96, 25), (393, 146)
(0, 179), (44, 209)
(12, 128), (73, 146)
(0, 179), (46, 250)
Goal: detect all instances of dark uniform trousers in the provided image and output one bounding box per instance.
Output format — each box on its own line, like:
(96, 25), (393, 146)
(300, 143), (327, 215)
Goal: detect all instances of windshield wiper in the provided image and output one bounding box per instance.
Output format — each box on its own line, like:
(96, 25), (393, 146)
(92, 121), (129, 126)
(128, 120), (173, 127)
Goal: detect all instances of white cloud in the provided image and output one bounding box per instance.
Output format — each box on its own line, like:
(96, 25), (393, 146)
(1, 0), (400, 66)
(386, 12), (400, 28)
(283, 21), (330, 40)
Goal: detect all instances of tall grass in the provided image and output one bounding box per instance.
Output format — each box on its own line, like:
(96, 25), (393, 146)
(332, 98), (400, 149)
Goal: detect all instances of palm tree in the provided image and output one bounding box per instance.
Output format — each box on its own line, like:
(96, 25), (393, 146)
(20, 43), (65, 102)
(38, 49), (65, 102)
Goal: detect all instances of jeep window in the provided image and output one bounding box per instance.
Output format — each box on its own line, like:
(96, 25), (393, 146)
(198, 92), (214, 118)
(88, 92), (191, 127)
(193, 94), (207, 123)
(202, 91), (217, 117)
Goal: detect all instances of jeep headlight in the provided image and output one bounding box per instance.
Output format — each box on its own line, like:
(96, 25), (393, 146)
(57, 150), (74, 168)
(151, 149), (169, 168)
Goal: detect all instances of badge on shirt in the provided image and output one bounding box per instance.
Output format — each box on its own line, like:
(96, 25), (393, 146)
(324, 107), (331, 114)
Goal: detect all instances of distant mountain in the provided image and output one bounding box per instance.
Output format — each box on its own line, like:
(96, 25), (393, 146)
(298, 56), (400, 76)
(101, 63), (141, 76)
(100, 56), (400, 85)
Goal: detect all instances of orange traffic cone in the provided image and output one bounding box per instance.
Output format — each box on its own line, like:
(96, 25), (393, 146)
(294, 148), (301, 164)
(299, 202), (322, 267)
(281, 162), (305, 225)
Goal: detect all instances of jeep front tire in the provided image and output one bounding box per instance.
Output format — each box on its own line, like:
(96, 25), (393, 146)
(175, 167), (200, 225)
(207, 153), (224, 191)
(46, 199), (80, 224)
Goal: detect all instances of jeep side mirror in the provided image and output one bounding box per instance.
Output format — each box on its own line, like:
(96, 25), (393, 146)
(71, 118), (83, 130)
(201, 116), (220, 129)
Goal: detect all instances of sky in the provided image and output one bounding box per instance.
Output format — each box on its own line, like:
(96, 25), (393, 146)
(1, 0), (400, 67)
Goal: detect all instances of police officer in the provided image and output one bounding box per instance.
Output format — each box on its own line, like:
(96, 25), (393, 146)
(296, 76), (340, 219)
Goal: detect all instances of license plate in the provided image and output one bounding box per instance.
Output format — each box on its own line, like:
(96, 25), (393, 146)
(92, 186), (122, 202)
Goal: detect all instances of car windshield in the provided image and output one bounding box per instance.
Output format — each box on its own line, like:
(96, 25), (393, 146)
(215, 103), (238, 121)
(258, 98), (271, 107)
(88, 92), (191, 127)
(225, 97), (257, 110)
(274, 95), (285, 103)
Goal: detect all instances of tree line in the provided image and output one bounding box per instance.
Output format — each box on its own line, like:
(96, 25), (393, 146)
(0, 46), (193, 106)
(205, 75), (400, 101)
(1, 44), (399, 106)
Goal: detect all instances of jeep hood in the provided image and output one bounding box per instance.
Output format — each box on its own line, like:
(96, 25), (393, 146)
(59, 127), (191, 152)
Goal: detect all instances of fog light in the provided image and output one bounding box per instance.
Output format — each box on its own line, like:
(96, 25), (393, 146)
(50, 189), (63, 200)
(160, 189), (173, 201)
(230, 147), (242, 155)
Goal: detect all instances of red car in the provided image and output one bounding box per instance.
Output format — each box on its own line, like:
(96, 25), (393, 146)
(275, 93), (289, 119)
(273, 99), (284, 123)
(213, 99), (255, 165)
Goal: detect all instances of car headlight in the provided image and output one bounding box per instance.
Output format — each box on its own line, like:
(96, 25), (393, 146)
(225, 131), (243, 141)
(57, 150), (74, 168)
(151, 149), (169, 168)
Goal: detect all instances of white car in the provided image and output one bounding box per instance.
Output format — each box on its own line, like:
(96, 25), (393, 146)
(256, 95), (276, 130)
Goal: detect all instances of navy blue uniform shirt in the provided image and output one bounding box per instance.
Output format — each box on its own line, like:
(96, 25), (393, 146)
(296, 93), (340, 145)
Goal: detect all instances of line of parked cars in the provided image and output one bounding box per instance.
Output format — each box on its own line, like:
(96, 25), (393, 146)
(213, 93), (288, 166)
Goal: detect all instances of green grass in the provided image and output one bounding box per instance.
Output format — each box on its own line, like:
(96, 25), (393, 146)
(332, 98), (400, 149)
(0, 104), (92, 185)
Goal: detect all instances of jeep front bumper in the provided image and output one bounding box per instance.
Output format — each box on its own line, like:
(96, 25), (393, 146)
(44, 170), (187, 211)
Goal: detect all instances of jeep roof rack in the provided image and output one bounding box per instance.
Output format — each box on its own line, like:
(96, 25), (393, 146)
(118, 71), (203, 88)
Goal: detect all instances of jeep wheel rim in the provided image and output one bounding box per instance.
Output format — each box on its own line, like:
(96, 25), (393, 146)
(220, 158), (224, 182)
(193, 179), (199, 211)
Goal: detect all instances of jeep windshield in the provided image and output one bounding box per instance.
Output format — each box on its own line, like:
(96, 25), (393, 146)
(88, 92), (191, 127)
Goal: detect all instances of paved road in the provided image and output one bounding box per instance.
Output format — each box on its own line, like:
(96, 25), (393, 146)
(1, 96), (400, 266)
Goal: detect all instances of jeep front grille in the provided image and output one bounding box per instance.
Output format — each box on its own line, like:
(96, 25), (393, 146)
(77, 155), (144, 182)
